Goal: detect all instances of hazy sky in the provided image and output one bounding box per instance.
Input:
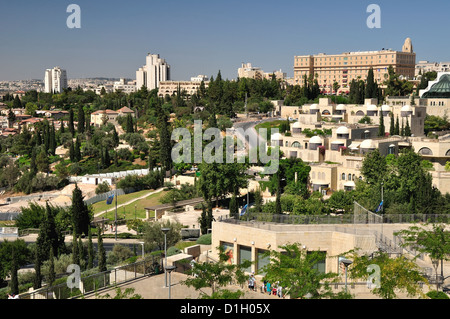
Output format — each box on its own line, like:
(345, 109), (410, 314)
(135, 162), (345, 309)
(0, 0), (449, 81)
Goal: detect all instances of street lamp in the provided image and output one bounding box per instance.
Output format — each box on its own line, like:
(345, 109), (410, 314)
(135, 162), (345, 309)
(341, 258), (353, 293)
(162, 227), (170, 287)
(165, 265), (176, 299)
(138, 241), (145, 258)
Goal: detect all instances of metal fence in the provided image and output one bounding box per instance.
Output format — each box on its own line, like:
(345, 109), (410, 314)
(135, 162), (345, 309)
(19, 255), (162, 300)
(84, 188), (128, 206)
(224, 213), (450, 226)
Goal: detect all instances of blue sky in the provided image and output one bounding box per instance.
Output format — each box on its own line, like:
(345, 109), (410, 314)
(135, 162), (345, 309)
(0, 0), (449, 81)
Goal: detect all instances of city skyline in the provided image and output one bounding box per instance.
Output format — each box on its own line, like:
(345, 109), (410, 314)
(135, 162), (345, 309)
(1, 0), (449, 82)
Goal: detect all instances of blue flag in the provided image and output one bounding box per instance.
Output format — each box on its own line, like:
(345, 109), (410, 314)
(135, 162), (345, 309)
(106, 194), (114, 205)
(240, 204), (248, 216)
(375, 200), (383, 213)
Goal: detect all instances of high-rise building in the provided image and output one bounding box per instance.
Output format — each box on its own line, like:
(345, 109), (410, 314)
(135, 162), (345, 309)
(293, 38), (416, 94)
(44, 67), (68, 93)
(136, 53), (170, 91)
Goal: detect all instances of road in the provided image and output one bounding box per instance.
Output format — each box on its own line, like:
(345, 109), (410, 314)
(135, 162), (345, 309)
(232, 117), (275, 151)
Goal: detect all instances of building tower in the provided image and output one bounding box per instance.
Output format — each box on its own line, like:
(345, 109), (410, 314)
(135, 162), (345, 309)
(136, 53), (170, 91)
(44, 67), (68, 93)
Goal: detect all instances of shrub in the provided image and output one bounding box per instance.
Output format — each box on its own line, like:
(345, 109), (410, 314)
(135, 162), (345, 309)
(167, 246), (182, 257)
(95, 181), (111, 195)
(426, 290), (449, 299)
(196, 233), (212, 245)
(106, 244), (133, 266)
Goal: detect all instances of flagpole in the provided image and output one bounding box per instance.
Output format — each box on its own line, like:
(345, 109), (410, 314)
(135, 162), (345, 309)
(115, 184), (118, 241)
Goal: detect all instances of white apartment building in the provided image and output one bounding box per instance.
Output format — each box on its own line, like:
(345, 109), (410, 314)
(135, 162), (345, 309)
(415, 61), (450, 76)
(238, 62), (286, 81)
(113, 78), (136, 94)
(136, 53), (170, 91)
(44, 67), (68, 93)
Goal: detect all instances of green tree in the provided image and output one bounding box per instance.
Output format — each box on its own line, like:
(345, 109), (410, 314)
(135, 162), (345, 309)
(389, 112), (395, 136)
(346, 250), (426, 299)
(48, 247), (56, 287)
(71, 184), (91, 236)
(69, 108), (75, 136)
(262, 243), (338, 299)
(182, 245), (251, 298)
(97, 227), (107, 272)
(87, 227), (94, 270)
(77, 105), (85, 134)
(72, 234), (80, 266)
(360, 149), (386, 185)
(142, 220), (182, 252)
(228, 195), (239, 219)
(395, 223), (450, 291)
(9, 248), (19, 295)
(378, 108), (385, 137)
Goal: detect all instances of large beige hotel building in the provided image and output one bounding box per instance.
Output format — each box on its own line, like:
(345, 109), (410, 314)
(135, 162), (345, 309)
(293, 38), (416, 94)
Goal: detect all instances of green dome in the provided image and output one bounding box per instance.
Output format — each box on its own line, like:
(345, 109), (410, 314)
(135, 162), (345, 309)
(422, 74), (450, 98)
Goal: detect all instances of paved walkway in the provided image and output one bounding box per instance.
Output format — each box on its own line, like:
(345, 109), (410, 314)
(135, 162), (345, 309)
(86, 272), (282, 300)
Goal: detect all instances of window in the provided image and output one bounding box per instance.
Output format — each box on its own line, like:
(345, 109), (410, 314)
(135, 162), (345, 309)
(308, 251), (326, 274)
(257, 249), (270, 275)
(239, 245), (252, 273)
(341, 173), (346, 180)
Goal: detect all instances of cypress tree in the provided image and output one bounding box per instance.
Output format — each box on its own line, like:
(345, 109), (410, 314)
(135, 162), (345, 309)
(112, 127), (119, 147)
(365, 68), (376, 98)
(69, 108), (75, 136)
(13, 95), (22, 108)
(389, 112), (395, 136)
(394, 116), (400, 135)
(87, 227), (94, 270)
(78, 236), (85, 270)
(77, 105), (85, 134)
(405, 118), (411, 136)
(72, 234), (80, 266)
(275, 173), (282, 215)
(33, 248), (42, 289)
(254, 187), (263, 213)
(378, 108), (385, 137)
(71, 184), (90, 236)
(48, 247), (56, 287)
(69, 141), (75, 162)
(74, 136), (81, 162)
(97, 228), (107, 272)
(206, 201), (214, 231)
(229, 195), (238, 219)
(60, 119), (65, 134)
(49, 122), (56, 155)
(199, 204), (208, 235)
(9, 248), (19, 295)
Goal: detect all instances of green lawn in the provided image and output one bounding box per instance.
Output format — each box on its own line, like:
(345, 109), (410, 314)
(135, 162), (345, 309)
(94, 189), (169, 220)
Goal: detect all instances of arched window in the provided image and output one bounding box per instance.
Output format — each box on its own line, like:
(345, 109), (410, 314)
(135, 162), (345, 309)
(348, 174), (352, 181)
(445, 149), (450, 157)
(291, 141), (301, 148)
(342, 173), (346, 180)
(285, 141), (289, 147)
(356, 110), (365, 116)
(418, 147), (433, 156)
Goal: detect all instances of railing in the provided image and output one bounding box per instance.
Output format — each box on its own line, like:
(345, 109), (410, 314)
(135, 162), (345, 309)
(19, 255), (162, 300)
(220, 213), (450, 226)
